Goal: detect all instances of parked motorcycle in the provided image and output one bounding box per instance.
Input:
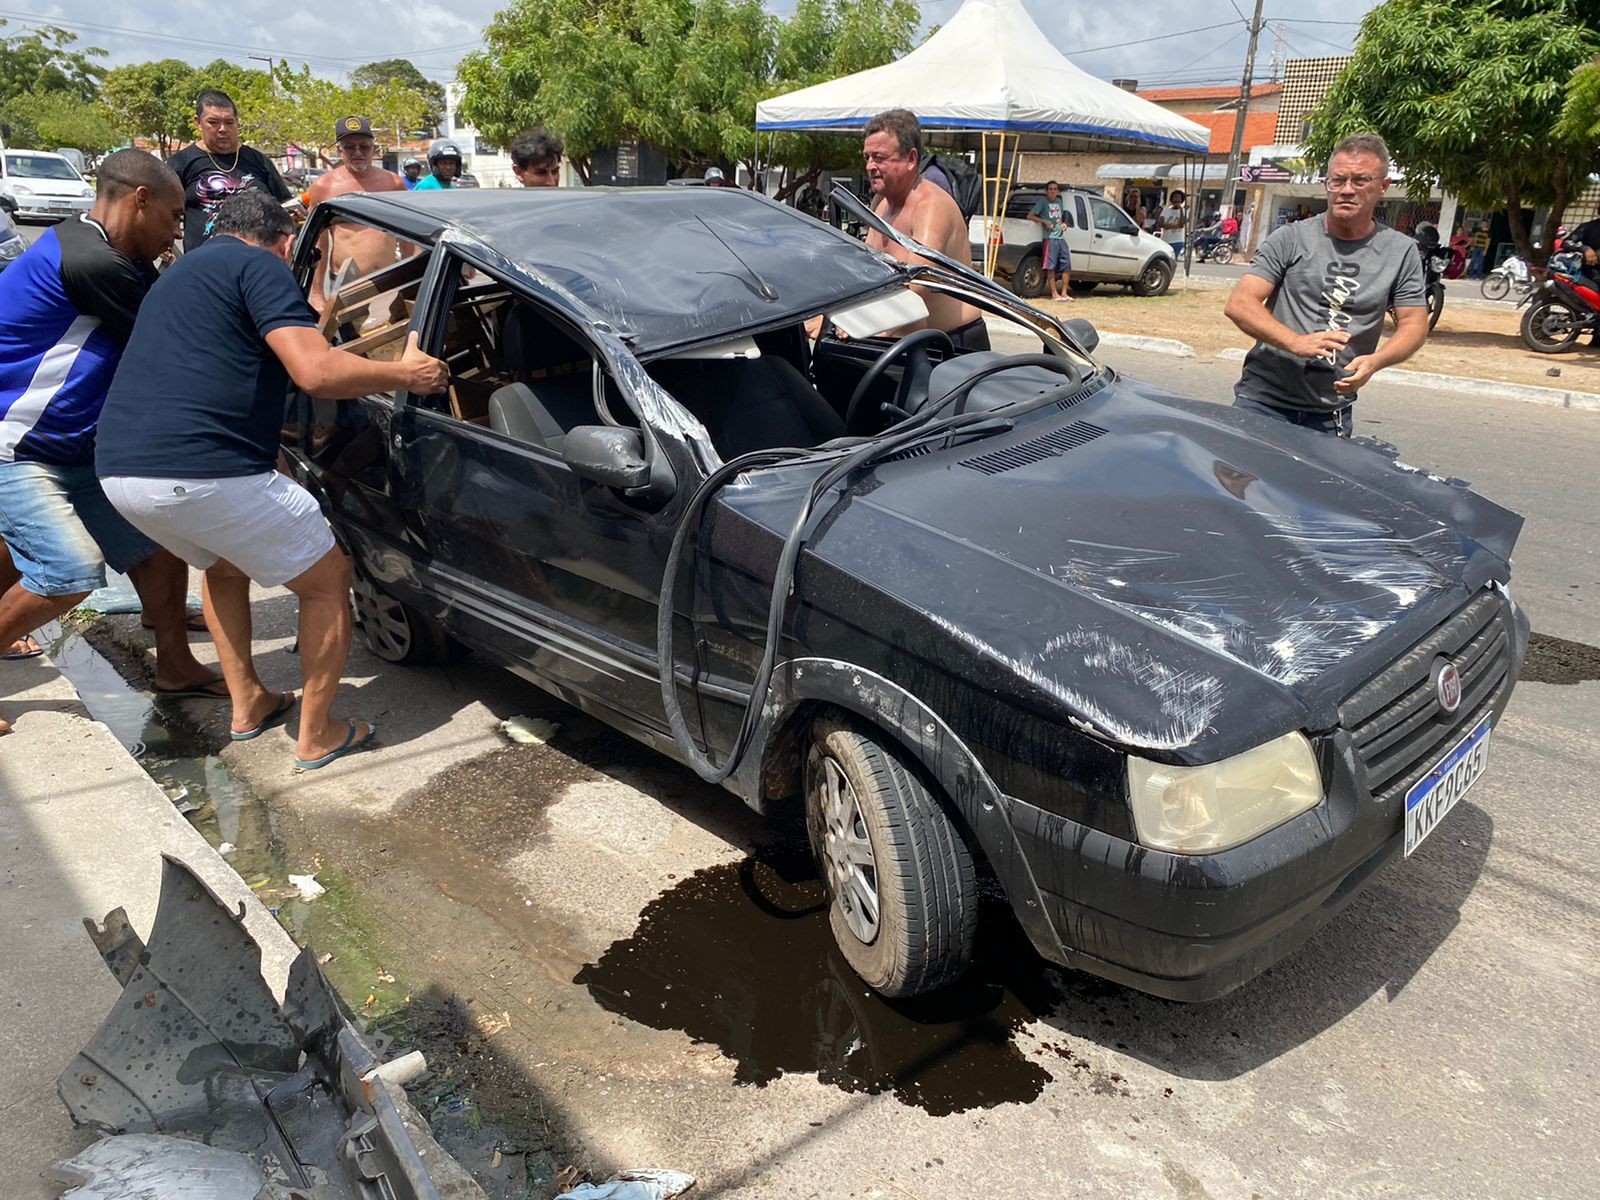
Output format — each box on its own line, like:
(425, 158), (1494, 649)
(1519, 263), (1600, 352)
(1481, 253), (1529, 302)
(1414, 224), (1448, 331)
(1192, 222), (1236, 264)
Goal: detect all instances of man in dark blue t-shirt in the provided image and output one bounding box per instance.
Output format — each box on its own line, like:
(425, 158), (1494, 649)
(0, 149), (229, 737)
(97, 192), (448, 768)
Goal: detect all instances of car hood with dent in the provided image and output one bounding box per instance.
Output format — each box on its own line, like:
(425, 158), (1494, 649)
(719, 375), (1522, 764)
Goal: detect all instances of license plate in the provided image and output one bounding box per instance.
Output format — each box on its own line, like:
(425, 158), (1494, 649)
(1404, 716), (1491, 856)
(47, 202), (73, 211)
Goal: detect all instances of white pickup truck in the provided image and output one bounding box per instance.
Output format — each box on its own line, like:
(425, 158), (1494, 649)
(970, 186), (1175, 298)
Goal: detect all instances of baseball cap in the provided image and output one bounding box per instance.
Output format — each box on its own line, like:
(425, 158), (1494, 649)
(336, 115), (373, 142)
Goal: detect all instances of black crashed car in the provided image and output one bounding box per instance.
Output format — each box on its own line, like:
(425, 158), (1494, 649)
(283, 186), (1527, 1002)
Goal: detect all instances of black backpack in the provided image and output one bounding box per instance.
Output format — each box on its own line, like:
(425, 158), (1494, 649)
(920, 151), (983, 222)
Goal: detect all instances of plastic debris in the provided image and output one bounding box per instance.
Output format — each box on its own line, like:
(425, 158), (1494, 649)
(563, 1169), (696, 1199)
(288, 873), (326, 899)
(217, 842), (235, 855)
(499, 715), (560, 744)
(50, 1133), (265, 1199)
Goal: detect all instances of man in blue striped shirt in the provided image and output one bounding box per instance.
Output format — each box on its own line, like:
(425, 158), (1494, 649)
(0, 150), (225, 735)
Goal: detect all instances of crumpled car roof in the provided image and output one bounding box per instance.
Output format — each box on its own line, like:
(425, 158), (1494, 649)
(326, 187), (904, 353)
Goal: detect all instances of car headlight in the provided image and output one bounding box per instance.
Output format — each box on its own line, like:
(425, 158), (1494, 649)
(1127, 731), (1323, 853)
(12, 184), (32, 196)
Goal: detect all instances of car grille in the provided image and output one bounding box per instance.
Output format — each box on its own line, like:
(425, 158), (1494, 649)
(1338, 591), (1513, 804)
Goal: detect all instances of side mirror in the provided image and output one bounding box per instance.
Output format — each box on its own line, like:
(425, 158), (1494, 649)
(1062, 317), (1099, 353)
(562, 425), (651, 490)
(1121, 223), (1140, 237)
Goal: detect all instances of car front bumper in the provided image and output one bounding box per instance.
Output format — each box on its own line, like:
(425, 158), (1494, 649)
(11, 195), (92, 219)
(1007, 596), (1526, 1002)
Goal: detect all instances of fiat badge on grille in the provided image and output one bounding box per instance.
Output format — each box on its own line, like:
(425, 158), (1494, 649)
(1432, 658), (1462, 715)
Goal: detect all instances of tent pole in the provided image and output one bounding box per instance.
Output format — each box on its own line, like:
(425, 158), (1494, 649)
(993, 132), (1016, 281)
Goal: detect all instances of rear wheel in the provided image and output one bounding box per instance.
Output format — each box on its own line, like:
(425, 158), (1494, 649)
(1212, 243), (1234, 265)
(350, 574), (454, 664)
(1522, 301), (1584, 353)
(1011, 252), (1047, 299)
(805, 712), (977, 998)
(1132, 257), (1174, 297)
(1480, 272), (1511, 302)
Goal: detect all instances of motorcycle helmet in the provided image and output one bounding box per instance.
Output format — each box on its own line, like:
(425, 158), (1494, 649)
(427, 139), (463, 165)
(402, 156), (421, 170)
(1413, 221), (1440, 249)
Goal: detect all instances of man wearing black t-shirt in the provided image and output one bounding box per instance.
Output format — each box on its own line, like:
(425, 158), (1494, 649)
(98, 192), (448, 768)
(167, 89), (292, 254)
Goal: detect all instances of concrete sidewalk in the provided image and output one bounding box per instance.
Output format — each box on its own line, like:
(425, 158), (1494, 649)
(0, 650), (298, 1198)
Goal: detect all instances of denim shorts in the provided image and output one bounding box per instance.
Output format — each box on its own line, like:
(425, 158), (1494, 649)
(1043, 238), (1071, 272)
(0, 460), (161, 596)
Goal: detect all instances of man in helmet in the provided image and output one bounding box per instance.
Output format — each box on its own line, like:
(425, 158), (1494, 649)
(414, 140), (462, 191)
(401, 157), (422, 190)
(305, 117), (410, 314)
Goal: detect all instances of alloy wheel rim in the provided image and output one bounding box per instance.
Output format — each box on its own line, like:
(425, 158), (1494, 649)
(816, 754), (880, 945)
(350, 576), (412, 661)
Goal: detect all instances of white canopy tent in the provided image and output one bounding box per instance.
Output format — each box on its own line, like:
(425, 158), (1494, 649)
(755, 0), (1210, 274)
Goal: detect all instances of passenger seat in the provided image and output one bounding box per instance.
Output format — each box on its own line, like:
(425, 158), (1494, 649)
(648, 357), (844, 457)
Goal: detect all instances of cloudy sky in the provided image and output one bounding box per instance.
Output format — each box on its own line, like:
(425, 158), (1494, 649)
(1, 0), (1379, 89)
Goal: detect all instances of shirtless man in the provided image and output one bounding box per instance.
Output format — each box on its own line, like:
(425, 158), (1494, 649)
(306, 117), (408, 312)
(861, 109), (987, 349)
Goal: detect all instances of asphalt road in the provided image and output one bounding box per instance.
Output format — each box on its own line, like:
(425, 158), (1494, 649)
(68, 345), (1581, 1199)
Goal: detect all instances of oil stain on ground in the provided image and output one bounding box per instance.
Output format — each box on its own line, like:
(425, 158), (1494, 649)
(1522, 632), (1600, 685)
(577, 845), (1065, 1116)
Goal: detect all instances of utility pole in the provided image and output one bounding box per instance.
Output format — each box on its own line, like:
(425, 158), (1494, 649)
(1222, 0), (1267, 220)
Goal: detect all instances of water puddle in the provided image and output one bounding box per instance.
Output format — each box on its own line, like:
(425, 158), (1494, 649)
(1522, 631), (1600, 685)
(577, 844), (1066, 1116)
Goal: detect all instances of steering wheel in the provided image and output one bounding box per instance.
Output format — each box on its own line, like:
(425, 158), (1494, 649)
(843, 328), (955, 434)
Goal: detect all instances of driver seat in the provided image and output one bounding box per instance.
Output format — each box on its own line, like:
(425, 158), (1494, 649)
(648, 357), (844, 456)
(922, 352), (1075, 416)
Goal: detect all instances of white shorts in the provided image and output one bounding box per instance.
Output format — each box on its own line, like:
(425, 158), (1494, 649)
(100, 471), (336, 587)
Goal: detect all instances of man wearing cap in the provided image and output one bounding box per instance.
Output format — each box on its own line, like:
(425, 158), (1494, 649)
(413, 140), (462, 191)
(305, 117), (408, 314)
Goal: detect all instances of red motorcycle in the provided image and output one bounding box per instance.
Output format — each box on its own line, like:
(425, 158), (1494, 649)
(1520, 265), (1600, 353)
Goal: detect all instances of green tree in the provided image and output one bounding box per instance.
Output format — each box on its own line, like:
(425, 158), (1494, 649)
(763, 0), (920, 199)
(351, 58), (445, 131)
(10, 92), (120, 157)
(455, 0), (917, 187)
(1306, 0), (1600, 262)
(0, 20), (107, 146)
(100, 58), (198, 157)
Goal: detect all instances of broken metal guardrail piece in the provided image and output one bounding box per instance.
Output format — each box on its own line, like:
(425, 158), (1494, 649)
(54, 853), (472, 1200)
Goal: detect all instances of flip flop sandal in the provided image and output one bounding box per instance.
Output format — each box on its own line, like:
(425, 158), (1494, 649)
(151, 675), (231, 700)
(3, 636), (43, 661)
(293, 720), (378, 770)
(231, 691), (297, 741)
(143, 608), (208, 633)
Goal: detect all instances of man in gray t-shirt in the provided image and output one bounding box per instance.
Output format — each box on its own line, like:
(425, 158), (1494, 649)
(1224, 134), (1429, 436)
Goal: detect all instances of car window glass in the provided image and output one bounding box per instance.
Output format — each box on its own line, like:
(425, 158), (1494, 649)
(1091, 198), (1128, 233)
(1074, 196), (1089, 228)
(5, 153), (79, 181)
(1007, 193), (1038, 219)
(418, 255), (611, 457)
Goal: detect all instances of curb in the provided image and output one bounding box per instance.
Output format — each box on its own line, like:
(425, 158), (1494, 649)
(1174, 346), (1600, 411)
(1098, 331), (1196, 358)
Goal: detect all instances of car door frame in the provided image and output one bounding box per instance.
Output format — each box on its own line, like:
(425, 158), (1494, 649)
(393, 232), (723, 742)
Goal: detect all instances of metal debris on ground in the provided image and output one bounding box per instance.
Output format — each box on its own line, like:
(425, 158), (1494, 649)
(54, 853), (482, 1199)
(499, 715), (561, 745)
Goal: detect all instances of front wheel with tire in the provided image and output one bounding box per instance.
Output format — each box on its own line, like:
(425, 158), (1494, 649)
(1521, 301), (1584, 353)
(350, 574), (455, 664)
(1132, 257), (1174, 297)
(1426, 283), (1444, 331)
(1011, 252), (1047, 299)
(805, 712), (977, 998)
(1480, 272), (1511, 302)
(1212, 243), (1234, 265)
